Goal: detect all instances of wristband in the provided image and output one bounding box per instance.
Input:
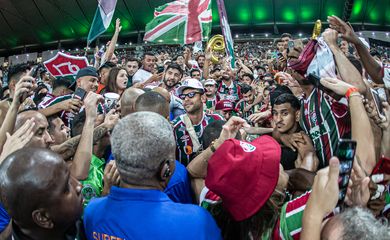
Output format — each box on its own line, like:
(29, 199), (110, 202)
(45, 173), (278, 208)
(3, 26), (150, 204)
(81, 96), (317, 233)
(345, 87), (359, 99)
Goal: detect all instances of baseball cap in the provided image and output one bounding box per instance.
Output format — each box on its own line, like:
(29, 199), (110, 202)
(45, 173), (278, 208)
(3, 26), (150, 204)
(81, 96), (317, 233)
(215, 100), (234, 111)
(204, 79), (217, 86)
(69, 66), (98, 90)
(205, 136), (281, 221)
(176, 78), (204, 96)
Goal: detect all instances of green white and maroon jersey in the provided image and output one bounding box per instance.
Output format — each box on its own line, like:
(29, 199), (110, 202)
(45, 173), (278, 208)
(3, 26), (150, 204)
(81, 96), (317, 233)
(40, 94), (104, 128)
(238, 100), (261, 122)
(200, 186), (311, 240)
(172, 113), (223, 166)
(206, 96), (218, 110)
(217, 80), (241, 103)
(300, 89), (351, 169)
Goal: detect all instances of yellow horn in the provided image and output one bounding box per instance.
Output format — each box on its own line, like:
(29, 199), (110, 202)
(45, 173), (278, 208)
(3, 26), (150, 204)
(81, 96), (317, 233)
(312, 20), (322, 40)
(207, 35), (225, 64)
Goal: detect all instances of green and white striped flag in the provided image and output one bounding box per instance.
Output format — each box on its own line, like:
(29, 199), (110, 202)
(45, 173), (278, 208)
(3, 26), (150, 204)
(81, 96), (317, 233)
(144, 0), (212, 45)
(87, 0), (117, 45)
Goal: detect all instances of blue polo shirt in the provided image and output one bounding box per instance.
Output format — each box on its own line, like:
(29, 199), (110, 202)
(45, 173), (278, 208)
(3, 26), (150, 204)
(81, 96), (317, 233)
(0, 203), (10, 233)
(83, 187), (221, 240)
(106, 156), (193, 204)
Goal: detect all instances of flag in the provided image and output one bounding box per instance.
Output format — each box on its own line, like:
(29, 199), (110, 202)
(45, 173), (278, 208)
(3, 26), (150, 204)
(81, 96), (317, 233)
(144, 0), (212, 45)
(44, 52), (89, 77)
(216, 0), (235, 68)
(87, 0), (117, 45)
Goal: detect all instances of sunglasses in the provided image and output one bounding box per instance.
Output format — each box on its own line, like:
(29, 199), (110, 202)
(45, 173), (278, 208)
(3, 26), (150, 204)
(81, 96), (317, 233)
(179, 91), (201, 100)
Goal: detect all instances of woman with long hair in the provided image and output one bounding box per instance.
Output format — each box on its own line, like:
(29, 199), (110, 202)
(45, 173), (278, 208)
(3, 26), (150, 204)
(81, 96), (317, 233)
(105, 67), (128, 96)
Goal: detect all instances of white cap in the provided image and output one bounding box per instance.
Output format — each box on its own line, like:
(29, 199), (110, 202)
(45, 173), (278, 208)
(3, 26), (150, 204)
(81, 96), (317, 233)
(204, 79), (217, 86)
(176, 78), (204, 95)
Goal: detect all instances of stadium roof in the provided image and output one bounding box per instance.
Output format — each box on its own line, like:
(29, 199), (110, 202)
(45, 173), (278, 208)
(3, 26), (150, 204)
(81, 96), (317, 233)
(0, 0), (389, 53)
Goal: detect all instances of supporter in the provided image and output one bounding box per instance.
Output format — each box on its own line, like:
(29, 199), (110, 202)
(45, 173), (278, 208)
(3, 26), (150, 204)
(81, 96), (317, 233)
(281, 33), (292, 49)
(237, 84), (261, 123)
(241, 73), (254, 85)
(275, 38), (284, 53)
(39, 66), (100, 127)
(38, 76), (75, 108)
(204, 79), (218, 110)
(0, 148), (84, 240)
(83, 112), (221, 239)
(124, 57), (140, 87)
(160, 63), (185, 119)
(97, 61), (116, 94)
(216, 69), (241, 103)
(196, 54), (206, 70)
(104, 67), (128, 95)
(132, 52), (163, 88)
(190, 68), (202, 81)
(120, 87), (144, 117)
(173, 78), (223, 166)
(134, 91), (193, 203)
(214, 100), (236, 121)
(0, 63), (32, 125)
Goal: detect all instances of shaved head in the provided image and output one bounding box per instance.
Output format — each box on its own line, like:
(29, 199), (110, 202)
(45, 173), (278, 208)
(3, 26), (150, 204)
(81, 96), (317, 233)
(15, 110), (54, 148)
(152, 87), (170, 103)
(0, 148), (82, 230)
(120, 87), (145, 117)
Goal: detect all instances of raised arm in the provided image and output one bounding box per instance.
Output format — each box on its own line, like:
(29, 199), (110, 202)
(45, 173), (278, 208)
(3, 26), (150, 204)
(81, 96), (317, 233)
(322, 28), (366, 94)
(103, 18), (122, 64)
(328, 15), (383, 84)
(321, 77), (376, 174)
(0, 76), (33, 154)
(38, 98), (82, 117)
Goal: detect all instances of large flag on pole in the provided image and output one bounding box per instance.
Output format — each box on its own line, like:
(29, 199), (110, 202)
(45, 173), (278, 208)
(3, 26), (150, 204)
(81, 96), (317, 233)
(144, 0), (212, 45)
(216, 0), (235, 68)
(87, 0), (117, 45)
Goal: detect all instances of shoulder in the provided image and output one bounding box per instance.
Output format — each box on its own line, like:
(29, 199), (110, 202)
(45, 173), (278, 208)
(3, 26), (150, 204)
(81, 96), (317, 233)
(206, 113), (224, 121)
(84, 196), (107, 219)
(172, 115), (184, 128)
(43, 94), (71, 107)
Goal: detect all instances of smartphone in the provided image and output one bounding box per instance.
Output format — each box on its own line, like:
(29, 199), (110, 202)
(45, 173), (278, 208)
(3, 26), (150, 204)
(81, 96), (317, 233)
(370, 88), (385, 119)
(73, 87), (87, 101)
(336, 139), (357, 206)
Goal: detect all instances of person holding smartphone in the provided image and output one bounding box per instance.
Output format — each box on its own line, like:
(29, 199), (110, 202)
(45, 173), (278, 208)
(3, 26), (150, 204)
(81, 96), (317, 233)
(39, 66), (100, 128)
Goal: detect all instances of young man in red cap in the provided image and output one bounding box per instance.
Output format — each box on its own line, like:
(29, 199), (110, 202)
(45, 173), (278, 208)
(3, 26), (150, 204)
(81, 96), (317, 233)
(172, 78), (223, 166)
(214, 100), (237, 121)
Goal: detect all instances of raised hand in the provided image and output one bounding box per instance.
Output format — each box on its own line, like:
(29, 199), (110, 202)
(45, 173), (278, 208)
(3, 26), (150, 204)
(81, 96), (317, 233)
(327, 15), (360, 45)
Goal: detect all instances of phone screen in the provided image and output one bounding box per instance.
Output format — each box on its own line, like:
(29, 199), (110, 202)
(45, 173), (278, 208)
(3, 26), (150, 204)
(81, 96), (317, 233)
(336, 139), (357, 206)
(73, 88), (87, 101)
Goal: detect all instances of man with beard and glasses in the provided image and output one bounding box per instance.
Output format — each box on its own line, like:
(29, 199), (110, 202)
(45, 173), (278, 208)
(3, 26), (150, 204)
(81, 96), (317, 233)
(173, 79), (223, 166)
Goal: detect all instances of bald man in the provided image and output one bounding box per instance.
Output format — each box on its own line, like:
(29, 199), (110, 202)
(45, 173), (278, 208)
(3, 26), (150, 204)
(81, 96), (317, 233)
(14, 110), (54, 148)
(120, 87), (144, 117)
(135, 91), (170, 119)
(152, 87), (170, 103)
(0, 148), (84, 240)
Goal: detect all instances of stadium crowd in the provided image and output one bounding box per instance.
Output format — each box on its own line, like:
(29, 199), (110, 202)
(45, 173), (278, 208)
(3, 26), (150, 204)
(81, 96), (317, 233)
(0, 15), (389, 240)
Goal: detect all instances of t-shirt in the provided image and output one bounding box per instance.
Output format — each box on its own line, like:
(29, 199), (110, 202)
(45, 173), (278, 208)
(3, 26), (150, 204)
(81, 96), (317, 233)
(217, 80), (241, 103)
(300, 89), (351, 168)
(200, 187), (311, 240)
(80, 155), (105, 208)
(83, 187), (221, 240)
(132, 68), (159, 88)
(205, 96), (218, 110)
(239, 100), (261, 125)
(172, 113), (224, 166)
(164, 160), (194, 204)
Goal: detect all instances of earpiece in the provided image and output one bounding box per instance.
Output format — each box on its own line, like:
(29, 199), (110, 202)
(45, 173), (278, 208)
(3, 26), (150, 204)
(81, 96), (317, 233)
(160, 160), (172, 180)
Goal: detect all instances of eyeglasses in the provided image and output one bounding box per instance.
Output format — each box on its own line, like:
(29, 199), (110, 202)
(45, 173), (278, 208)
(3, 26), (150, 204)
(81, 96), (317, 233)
(179, 92), (200, 100)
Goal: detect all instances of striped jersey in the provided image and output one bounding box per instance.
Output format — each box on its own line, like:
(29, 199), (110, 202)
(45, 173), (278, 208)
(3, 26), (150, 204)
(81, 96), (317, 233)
(172, 113), (223, 166)
(205, 96), (218, 110)
(238, 100), (261, 125)
(217, 80), (241, 103)
(300, 89), (351, 168)
(200, 187), (311, 240)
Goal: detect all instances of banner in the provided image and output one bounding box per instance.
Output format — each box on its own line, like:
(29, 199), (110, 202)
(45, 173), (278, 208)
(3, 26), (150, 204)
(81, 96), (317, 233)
(44, 52), (89, 77)
(216, 0), (235, 68)
(144, 0), (212, 45)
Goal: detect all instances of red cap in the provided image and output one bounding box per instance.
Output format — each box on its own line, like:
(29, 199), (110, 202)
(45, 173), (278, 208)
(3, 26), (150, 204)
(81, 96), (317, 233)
(205, 136), (281, 221)
(215, 100), (234, 111)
